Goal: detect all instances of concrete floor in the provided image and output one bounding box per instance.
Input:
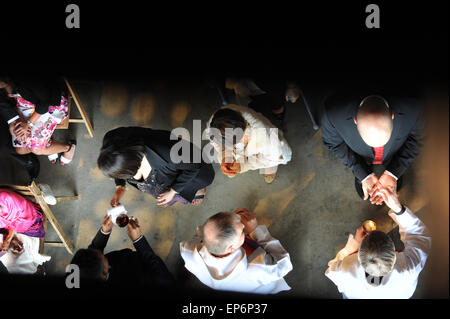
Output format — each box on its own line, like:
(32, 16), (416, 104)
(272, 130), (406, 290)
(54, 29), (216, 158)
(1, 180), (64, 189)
(0, 78), (431, 298)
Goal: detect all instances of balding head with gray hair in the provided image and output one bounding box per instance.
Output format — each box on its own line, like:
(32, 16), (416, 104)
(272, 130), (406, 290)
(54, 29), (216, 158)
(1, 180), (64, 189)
(202, 212), (243, 256)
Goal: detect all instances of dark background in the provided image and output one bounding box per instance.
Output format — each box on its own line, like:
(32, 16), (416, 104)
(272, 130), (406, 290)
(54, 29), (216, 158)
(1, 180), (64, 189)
(0, 1), (448, 83)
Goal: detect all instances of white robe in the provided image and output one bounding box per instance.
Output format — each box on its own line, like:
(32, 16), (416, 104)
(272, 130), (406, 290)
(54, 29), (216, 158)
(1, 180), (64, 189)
(325, 207), (431, 299)
(180, 225), (293, 294)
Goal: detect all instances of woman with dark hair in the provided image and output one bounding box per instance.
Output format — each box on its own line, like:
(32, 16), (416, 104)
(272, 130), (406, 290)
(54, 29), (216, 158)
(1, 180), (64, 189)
(206, 104), (292, 183)
(0, 75), (76, 165)
(97, 127), (215, 207)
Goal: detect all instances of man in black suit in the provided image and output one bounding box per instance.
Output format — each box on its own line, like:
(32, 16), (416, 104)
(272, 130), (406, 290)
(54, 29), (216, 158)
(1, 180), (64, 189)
(70, 215), (175, 286)
(321, 90), (423, 203)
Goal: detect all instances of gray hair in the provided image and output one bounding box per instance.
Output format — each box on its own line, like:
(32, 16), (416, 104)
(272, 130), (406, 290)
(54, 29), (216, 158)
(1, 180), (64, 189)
(358, 231), (397, 277)
(202, 212), (241, 255)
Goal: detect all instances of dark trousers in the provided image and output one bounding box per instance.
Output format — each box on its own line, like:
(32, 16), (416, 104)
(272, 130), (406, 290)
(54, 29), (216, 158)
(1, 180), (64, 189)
(1, 119), (40, 180)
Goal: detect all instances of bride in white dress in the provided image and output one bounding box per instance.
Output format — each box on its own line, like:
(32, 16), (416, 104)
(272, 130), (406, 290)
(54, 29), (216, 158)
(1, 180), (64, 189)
(206, 104), (292, 183)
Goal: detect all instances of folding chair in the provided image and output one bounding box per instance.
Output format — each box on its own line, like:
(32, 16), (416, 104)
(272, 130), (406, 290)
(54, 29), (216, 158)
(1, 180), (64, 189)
(0, 181), (79, 255)
(56, 77), (94, 138)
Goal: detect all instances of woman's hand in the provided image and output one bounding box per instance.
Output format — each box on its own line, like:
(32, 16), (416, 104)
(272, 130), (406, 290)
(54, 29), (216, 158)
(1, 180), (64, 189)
(157, 189), (177, 206)
(0, 229), (14, 251)
(10, 120), (31, 142)
(110, 186), (126, 207)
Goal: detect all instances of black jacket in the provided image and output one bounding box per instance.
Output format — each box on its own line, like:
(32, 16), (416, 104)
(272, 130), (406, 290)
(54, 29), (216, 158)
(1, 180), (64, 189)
(88, 229), (174, 286)
(101, 127), (215, 202)
(321, 90), (424, 180)
(0, 75), (64, 123)
(0, 260), (7, 274)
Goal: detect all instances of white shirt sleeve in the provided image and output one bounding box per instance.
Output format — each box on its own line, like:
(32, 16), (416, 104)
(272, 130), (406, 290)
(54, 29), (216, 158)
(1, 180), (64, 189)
(361, 172), (375, 183)
(388, 207), (431, 273)
(383, 170), (398, 180)
(325, 234), (361, 274)
(7, 115), (19, 125)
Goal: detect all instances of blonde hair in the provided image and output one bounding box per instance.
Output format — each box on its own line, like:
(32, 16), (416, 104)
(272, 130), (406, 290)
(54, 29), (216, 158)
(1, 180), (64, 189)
(358, 231), (397, 277)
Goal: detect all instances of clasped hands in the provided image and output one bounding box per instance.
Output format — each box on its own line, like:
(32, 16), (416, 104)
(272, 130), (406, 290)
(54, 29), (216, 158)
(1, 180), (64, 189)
(221, 151), (241, 178)
(362, 172), (397, 205)
(235, 208), (258, 235)
(9, 119), (31, 143)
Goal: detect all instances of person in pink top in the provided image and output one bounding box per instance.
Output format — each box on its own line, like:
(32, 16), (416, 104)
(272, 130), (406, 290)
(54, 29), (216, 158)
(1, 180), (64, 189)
(0, 188), (45, 252)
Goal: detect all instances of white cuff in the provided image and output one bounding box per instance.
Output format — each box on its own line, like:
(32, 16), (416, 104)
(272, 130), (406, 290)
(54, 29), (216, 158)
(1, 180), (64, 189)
(100, 229), (112, 235)
(361, 172), (375, 183)
(7, 115), (19, 125)
(383, 170), (398, 180)
(133, 236), (144, 244)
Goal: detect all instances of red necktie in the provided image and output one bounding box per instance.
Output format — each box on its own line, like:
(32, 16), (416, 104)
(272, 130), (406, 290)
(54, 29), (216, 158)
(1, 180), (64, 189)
(372, 146), (384, 164)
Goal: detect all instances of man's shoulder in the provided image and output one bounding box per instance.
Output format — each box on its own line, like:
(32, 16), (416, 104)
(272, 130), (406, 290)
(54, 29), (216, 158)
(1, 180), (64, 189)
(323, 91), (364, 122)
(105, 248), (137, 263)
(180, 239), (203, 257)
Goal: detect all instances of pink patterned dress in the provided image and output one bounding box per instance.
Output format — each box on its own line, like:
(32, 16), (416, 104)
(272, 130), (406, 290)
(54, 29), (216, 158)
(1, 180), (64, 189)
(9, 94), (69, 149)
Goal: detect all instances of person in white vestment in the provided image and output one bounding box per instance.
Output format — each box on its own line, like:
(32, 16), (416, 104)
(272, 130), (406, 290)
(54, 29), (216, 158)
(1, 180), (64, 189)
(325, 187), (431, 299)
(180, 208), (293, 294)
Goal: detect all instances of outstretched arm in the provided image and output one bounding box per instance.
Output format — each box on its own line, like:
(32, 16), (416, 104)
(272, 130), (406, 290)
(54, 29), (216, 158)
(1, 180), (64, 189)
(88, 215), (113, 253)
(127, 218), (175, 285)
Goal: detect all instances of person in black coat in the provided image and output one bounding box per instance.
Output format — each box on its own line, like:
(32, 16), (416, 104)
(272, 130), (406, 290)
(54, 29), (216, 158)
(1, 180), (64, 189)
(70, 215), (174, 286)
(208, 75), (300, 130)
(97, 127), (215, 207)
(321, 89), (423, 203)
(0, 75), (76, 165)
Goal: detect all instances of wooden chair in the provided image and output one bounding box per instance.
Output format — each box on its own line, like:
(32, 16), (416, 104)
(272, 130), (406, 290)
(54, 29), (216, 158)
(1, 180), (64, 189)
(56, 77), (94, 138)
(0, 181), (79, 255)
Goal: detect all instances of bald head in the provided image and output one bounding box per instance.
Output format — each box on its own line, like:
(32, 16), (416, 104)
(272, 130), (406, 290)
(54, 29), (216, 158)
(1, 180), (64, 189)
(355, 96), (394, 147)
(202, 212), (244, 256)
